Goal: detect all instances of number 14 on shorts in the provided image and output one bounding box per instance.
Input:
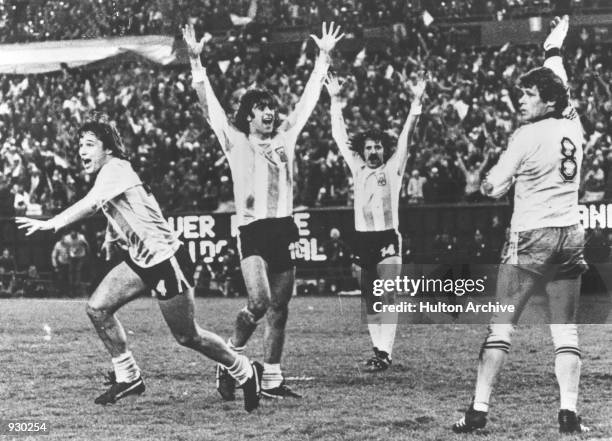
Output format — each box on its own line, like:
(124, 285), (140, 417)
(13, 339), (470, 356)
(380, 244), (396, 258)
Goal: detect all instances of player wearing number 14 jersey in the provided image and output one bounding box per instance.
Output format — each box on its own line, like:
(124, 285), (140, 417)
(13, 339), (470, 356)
(325, 72), (427, 371)
(452, 16), (589, 434)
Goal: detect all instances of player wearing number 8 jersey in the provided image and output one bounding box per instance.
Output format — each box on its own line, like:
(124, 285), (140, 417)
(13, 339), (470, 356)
(483, 86), (583, 232)
(452, 16), (589, 434)
(325, 72), (428, 371)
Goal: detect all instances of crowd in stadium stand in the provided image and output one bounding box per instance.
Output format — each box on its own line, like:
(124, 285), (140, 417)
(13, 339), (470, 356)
(1, 0), (610, 43)
(1, 16), (611, 216)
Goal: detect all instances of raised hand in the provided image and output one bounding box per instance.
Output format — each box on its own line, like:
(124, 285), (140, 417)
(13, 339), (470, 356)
(410, 70), (430, 103)
(544, 15), (569, 50)
(15, 217), (53, 236)
(182, 23), (207, 58)
(310, 22), (344, 54)
(324, 73), (343, 98)
(481, 179), (494, 195)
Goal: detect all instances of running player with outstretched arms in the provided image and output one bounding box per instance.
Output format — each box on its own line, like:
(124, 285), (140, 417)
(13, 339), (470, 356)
(325, 72), (428, 371)
(183, 22), (343, 399)
(452, 16), (589, 434)
(16, 114), (262, 412)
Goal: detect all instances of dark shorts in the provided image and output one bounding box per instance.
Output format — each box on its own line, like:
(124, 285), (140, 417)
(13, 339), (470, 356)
(353, 229), (402, 270)
(238, 216), (299, 273)
(501, 224), (588, 280)
(124, 245), (195, 300)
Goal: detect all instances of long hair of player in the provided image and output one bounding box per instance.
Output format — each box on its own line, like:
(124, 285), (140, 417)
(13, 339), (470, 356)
(77, 112), (129, 161)
(234, 89), (280, 135)
(350, 129), (397, 163)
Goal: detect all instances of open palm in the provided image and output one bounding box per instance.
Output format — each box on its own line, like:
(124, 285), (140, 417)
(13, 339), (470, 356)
(15, 217), (52, 236)
(544, 15), (569, 50)
(410, 71), (430, 103)
(182, 24), (206, 57)
(310, 22), (344, 54)
(324, 73), (343, 97)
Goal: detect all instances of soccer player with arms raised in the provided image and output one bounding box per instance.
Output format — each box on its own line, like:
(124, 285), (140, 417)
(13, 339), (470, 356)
(452, 16), (589, 434)
(183, 22), (343, 399)
(16, 114), (262, 412)
(324, 72), (427, 371)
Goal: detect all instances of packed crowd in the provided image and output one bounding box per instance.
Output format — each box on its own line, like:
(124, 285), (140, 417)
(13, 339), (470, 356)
(1, 0), (610, 43)
(2, 26), (611, 215)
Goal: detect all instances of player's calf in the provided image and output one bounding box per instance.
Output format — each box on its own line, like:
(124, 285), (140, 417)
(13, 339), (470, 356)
(171, 330), (202, 349)
(218, 309), (261, 401)
(235, 305), (265, 341)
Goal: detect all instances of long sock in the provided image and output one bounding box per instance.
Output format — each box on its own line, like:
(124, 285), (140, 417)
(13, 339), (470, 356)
(112, 350), (140, 383)
(367, 313), (383, 351)
(473, 348), (508, 412)
(556, 353), (581, 412)
(227, 354), (252, 386)
(262, 363), (283, 389)
(378, 322), (398, 357)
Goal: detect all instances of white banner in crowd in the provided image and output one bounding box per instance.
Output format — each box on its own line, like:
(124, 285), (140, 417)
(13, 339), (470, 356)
(0, 35), (177, 74)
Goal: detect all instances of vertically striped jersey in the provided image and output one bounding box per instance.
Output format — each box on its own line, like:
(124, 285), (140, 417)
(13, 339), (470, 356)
(214, 128), (296, 225)
(198, 80), (304, 225)
(329, 100), (411, 232)
(345, 152), (404, 231)
(484, 115), (584, 232)
(194, 55), (329, 226)
(54, 158), (180, 267)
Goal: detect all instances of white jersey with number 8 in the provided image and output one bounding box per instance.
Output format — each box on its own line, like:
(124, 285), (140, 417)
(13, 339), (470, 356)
(484, 115), (584, 232)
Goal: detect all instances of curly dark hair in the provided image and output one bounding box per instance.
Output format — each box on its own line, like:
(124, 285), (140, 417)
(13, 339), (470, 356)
(234, 89), (279, 136)
(76, 112), (128, 160)
(350, 129), (397, 163)
(518, 67), (569, 116)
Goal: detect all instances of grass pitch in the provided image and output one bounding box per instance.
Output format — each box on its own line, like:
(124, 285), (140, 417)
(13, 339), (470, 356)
(2, 297), (611, 441)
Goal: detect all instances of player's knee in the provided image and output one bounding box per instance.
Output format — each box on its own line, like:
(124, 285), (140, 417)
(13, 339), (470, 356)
(480, 323), (515, 358)
(237, 306), (263, 327)
(250, 295), (270, 317)
(172, 330), (200, 349)
(86, 303), (109, 322)
(550, 324), (581, 358)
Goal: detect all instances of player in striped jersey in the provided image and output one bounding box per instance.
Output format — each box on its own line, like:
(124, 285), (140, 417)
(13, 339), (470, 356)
(325, 72), (428, 371)
(183, 23), (343, 399)
(16, 114), (262, 412)
(452, 16), (589, 434)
